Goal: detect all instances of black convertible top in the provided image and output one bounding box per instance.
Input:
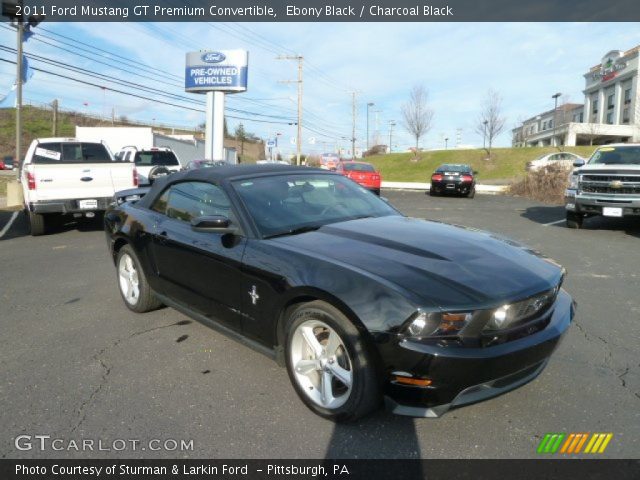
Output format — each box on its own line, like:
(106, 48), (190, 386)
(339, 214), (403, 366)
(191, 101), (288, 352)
(137, 163), (328, 208)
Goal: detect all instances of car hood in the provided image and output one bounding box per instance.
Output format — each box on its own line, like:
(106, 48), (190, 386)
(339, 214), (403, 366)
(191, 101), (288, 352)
(271, 216), (563, 309)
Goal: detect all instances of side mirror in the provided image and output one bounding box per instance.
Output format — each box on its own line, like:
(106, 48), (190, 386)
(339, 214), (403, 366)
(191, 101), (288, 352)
(573, 159), (585, 167)
(473, 170), (479, 175)
(190, 215), (237, 234)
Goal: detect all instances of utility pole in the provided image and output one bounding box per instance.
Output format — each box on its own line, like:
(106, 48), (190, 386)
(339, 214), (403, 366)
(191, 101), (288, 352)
(351, 92), (357, 160)
(51, 99), (58, 136)
(388, 121), (396, 153)
(277, 55), (303, 165)
(366, 102), (374, 151)
(15, 13), (23, 173)
(552, 92), (561, 149)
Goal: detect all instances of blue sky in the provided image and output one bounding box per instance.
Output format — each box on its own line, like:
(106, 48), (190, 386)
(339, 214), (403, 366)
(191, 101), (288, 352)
(1, 22), (640, 156)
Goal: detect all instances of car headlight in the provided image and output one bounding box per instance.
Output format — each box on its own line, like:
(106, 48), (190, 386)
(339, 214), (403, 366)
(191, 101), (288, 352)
(484, 287), (558, 331)
(568, 173), (579, 189)
(405, 311), (473, 338)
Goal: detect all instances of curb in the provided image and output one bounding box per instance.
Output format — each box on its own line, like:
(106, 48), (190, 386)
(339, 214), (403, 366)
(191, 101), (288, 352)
(382, 181), (507, 194)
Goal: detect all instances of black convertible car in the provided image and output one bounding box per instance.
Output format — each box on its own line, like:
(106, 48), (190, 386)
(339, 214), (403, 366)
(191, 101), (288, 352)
(105, 165), (574, 421)
(430, 164), (477, 197)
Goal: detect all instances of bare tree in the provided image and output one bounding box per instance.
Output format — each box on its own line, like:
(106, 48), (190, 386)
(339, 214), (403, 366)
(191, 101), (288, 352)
(401, 85), (434, 154)
(475, 89), (506, 158)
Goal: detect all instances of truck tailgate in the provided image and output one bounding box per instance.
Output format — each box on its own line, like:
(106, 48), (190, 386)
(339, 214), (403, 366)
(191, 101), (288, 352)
(30, 163), (134, 200)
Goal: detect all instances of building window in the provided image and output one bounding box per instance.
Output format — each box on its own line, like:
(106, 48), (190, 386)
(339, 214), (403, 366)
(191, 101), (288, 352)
(606, 112), (614, 124)
(607, 94), (614, 110)
(542, 121), (547, 130)
(579, 112), (584, 123)
(592, 99), (598, 114)
(623, 108), (630, 124)
(549, 119), (553, 128)
(624, 88), (631, 104)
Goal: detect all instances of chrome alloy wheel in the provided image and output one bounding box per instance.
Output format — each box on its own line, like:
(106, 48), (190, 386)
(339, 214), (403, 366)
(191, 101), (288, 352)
(290, 319), (353, 409)
(118, 253), (140, 305)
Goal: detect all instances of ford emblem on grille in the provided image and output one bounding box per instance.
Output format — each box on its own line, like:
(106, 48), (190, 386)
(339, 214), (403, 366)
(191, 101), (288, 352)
(609, 180), (623, 189)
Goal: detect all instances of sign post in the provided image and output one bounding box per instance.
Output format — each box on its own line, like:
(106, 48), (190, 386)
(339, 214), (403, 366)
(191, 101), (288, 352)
(185, 49), (248, 161)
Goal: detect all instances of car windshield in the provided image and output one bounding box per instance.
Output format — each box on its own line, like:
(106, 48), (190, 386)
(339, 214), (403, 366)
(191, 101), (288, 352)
(342, 163), (375, 172)
(436, 165), (471, 173)
(134, 151), (179, 166)
(588, 146), (640, 165)
(232, 173), (399, 238)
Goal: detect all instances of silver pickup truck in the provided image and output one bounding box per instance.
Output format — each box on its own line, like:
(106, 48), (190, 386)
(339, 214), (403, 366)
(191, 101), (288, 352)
(565, 144), (640, 229)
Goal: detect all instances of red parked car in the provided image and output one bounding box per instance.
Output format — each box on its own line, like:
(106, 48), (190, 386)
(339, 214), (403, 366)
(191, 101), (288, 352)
(336, 161), (381, 195)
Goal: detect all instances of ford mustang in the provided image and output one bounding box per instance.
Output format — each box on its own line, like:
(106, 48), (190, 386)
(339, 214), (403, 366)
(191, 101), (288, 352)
(104, 165), (574, 421)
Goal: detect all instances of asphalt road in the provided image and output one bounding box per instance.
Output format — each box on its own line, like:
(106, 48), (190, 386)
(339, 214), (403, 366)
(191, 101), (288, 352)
(0, 191), (638, 460)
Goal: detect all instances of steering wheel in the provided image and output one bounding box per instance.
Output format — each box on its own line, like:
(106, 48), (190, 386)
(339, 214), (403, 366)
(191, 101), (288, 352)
(320, 203), (348, 216)
(148, 166), (171, 184)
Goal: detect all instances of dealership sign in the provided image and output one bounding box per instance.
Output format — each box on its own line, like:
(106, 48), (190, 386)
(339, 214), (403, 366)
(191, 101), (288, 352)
(591, 50), (627, 83)
(185, 50), (248, 93)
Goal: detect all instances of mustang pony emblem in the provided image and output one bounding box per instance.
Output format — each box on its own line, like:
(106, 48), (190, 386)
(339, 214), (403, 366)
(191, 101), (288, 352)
(249, 286), (260, 305)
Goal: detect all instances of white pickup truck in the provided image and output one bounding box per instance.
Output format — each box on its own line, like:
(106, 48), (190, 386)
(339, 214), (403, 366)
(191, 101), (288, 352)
(21, 138), (138, 235)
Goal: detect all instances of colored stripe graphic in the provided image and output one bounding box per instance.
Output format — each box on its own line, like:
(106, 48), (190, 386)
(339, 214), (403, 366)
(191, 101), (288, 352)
(538, 433), (613, 454)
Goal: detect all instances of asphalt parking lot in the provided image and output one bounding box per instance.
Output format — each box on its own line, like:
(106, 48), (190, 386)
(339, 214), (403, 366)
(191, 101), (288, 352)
(0, 191), (638, 459)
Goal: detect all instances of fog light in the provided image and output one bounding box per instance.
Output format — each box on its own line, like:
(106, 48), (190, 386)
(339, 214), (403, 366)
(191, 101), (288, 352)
(566, 203), (575, 210)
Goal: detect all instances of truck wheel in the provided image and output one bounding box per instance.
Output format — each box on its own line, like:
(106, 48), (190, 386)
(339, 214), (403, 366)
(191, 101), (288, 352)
(29, 212), (46, 236)
(566, 212), (583, 229)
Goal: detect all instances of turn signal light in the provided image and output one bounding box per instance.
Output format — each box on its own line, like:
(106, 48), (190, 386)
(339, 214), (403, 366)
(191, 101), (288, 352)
(461, 175), (473, 182)
(132, 168), (139, 187)
(393, 376), (432, 387)
(432, 174), (443, 181)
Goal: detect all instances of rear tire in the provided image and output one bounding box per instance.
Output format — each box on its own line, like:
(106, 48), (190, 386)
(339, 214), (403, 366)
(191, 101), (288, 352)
(429, 188), (437, 196)
(116, 244), (163, 313)
(284, 301), (380, 422)
(466, 188), (476, 199)
(29, 211), (46, 236)
(566, 212), (583, 229)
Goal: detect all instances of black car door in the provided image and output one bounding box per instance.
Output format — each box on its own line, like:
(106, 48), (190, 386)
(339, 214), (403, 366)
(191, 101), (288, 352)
(149, 181), (246, 330)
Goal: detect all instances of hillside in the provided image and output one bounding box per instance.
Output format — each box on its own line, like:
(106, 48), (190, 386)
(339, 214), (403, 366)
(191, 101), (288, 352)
(0, 106), (265, 163)
(365, 146), (597, 182)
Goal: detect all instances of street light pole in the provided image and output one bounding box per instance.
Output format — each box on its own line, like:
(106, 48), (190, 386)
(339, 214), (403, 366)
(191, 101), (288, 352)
(15, 15), (23, 174)
(482, 120), (488, 151)
(388, 121), (395, 153)
(445, 137), (449, 150)
(552, 92), (562, 148)
(366, 102), (372, 151)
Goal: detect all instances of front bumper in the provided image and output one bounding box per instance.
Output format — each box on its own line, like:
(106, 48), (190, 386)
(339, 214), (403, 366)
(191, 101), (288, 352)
(565, 189), (640, 216)
(377, 289), (575, 417)
(29, 197), (113, 214)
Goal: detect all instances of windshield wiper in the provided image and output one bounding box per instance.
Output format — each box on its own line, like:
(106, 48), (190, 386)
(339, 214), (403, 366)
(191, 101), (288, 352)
(264, 224), (324, 239)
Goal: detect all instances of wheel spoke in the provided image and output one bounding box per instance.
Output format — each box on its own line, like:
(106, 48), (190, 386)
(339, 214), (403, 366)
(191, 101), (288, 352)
(320, 370), (334, 406)
(301, 326), (323, 357)
(125, 256), (133, 272)
(131, 283), (139, 300)
(328, 363), (352, 388)
(295, 359), (320, 375)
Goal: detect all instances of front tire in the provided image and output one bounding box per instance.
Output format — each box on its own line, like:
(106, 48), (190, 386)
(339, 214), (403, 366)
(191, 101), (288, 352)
(116, 245), (162, 313)
(285, 301), (380, 422)
(566, 212), (583, 229)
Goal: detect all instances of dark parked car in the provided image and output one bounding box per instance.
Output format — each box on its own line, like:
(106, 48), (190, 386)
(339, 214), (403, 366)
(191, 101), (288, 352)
(430, 164), (477, 197)
(105, 165), (574, 421)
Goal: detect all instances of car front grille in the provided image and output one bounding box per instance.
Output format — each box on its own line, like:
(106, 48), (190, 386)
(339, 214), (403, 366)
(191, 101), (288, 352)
(580, 173), (640, 196)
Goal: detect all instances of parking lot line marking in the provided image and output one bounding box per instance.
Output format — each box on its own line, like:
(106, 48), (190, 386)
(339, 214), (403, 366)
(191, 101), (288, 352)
(0, 211), (19, 239)
(542, 219), (565, 226)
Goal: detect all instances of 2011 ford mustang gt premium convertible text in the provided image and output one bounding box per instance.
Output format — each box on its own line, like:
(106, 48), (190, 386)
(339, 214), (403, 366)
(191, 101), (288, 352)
(104, 165), (575, 421)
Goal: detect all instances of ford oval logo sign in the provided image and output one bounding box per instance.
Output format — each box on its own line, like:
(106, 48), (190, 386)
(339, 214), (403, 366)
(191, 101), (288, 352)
(201, 52), (226, 64)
